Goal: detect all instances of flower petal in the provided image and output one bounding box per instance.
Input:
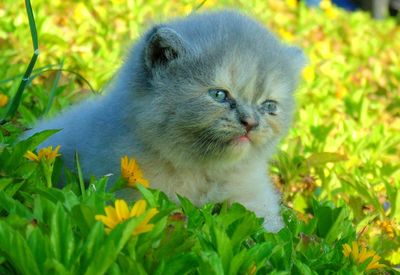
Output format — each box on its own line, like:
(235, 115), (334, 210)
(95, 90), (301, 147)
(342, 243), (351, 257)
(358, 247), (375, 263)
(137, 178), (150, 188)
(24, 151), (39, 162)
(95, 214), (117, 229)
(351, 241), (359, 260)
(132, 208), (159, 235)
(366, 255), (385, 270)
(104, 205), (120, 226)
(142, 208), (159, 224)
(115, 199), (130, 221)
(134, 223), (154, 235)
(130, 200), (147, 216)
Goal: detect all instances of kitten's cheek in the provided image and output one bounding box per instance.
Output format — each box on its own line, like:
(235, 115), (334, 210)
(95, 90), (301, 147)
(267, 119), (281, 135)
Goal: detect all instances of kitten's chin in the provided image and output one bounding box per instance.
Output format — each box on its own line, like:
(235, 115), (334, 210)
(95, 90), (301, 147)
(217, 135), (253, 162)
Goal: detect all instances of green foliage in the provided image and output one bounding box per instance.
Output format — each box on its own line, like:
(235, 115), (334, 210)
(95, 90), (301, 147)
(1, 0), (399, 273)
(0, 170), (366, 274)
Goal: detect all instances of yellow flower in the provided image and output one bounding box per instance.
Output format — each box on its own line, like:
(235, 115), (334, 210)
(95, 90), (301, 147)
(95, 199), (159, 236)
(25, 146), (61, 162)
(342, 243), (351, 257)
(342, 241), (385, 271)
(319, 0), (338, 19)
(121, 156), (150, 188)
(335, 82), (347, 99)
(366, 255), (386, 271)
(319, 0), (332, 10)
(302, 65), (315, 83)
(377, 219), (396, 238)
(285, 0), (298, 9)
(278, 28), (294, 42)
(0, 93), (9, 107)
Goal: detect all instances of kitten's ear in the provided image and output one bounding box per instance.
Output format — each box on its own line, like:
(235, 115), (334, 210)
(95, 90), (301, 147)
(285, 46), (307, 74)
(144, 26), (188, 68)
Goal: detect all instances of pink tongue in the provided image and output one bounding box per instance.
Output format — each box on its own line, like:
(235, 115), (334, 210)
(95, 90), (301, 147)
(236, 135), (250, 142)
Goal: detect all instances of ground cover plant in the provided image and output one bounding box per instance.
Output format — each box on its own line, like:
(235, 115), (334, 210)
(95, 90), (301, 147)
(0, 0), (399, 273)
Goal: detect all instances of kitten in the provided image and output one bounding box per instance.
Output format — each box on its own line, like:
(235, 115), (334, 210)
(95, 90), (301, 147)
(27, 10), (306, 232)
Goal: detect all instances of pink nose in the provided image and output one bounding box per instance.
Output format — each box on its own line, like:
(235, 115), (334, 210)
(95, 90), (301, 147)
(240, 117), (259, 132)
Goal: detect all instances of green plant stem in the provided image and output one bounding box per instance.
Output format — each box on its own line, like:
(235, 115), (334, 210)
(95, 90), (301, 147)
(40, 161), (53, 188)
(0, 0), (39, 124)
(75, 152), (86, 198)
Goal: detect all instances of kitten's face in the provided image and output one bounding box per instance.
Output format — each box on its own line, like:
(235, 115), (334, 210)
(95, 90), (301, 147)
(147, 54), (295, 165)
(133, 12), (305, 167)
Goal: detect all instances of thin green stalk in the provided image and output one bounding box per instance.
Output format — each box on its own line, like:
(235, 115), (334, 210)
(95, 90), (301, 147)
(75, 152), (86, 198)
(0, 64), (60, 85)
(44, 60), (64, 115)
(0, 0), (39, 124)
(40, 160), (53, 188)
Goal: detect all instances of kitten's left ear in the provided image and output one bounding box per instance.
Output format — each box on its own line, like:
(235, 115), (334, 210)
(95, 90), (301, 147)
(144, 26), (189, 69)
(285, 46), (307, 74)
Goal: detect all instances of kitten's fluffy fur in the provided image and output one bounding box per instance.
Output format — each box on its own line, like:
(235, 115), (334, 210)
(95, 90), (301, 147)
(28, 11), (306, 232)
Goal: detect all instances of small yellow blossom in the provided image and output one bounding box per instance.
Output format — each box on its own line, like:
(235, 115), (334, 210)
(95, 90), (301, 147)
(182, 4), (192, 15)
(319, 0), (338, 19)
(278, 28), (294, 42)
(343, 243), (351, 257)
(25, 146), (61, 162)
(302, 65), (315, 83)
(377, 219), (396, 238)
(95, 199), (158, 236)
(0, 93), (9, 107)
(285, 0), (298, 9)
(319, 0), (332, 10)
(325, 7), (338, 19)
(342, 241), (385, 271)
(335, 82), (347, 99)
(315, 41), (332, 59)
(121, 156), (150, 188)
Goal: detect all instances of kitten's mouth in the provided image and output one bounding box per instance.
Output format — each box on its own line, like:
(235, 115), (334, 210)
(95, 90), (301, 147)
(232, 134), (251, 143)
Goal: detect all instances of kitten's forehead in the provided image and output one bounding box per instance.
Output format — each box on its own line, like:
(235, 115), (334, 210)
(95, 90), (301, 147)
(212, 50), (290, 103)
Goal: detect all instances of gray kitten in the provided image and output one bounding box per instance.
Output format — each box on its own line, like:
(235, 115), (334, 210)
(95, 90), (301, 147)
(28, 10), (306, 232)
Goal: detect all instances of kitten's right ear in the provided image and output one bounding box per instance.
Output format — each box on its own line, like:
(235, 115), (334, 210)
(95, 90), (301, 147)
(144, 26), (188, 69)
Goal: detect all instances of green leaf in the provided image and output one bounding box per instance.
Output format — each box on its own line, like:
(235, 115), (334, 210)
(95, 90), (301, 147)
(211, 224), (233, 274)
(26, 228), (50, 273)
(33, 194), (56, 224)
(197, 250), (224, 275)
(312, 200), (353, 243)
(73, 222), (105, 274)
(155, 252), (198, 275)
(0, 221), (41, 275)
(136, 183), (156, 207)
(306, 152), (348, 167)
(229, 249), (247, 275)
(0, 191), (32, 218)
(178, 195), (204, 229)
(293, 259), (315, 275)
(71, 203), (96, 236)
(2, 129), (59, 171)
(84, 217), (146, 275)
(0, 178), (13, 192)
(50, 203), (75, 269)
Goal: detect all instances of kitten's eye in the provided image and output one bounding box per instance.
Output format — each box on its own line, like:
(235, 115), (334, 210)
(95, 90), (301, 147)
(261, 100), (278, 115)
(209, 89), (228, 103)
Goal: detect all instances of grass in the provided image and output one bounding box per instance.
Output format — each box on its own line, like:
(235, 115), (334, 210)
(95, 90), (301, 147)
(0, 0), (399, 273)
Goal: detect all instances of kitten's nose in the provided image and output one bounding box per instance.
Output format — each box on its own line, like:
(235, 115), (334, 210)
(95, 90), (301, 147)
(240, 117), (259, 132)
